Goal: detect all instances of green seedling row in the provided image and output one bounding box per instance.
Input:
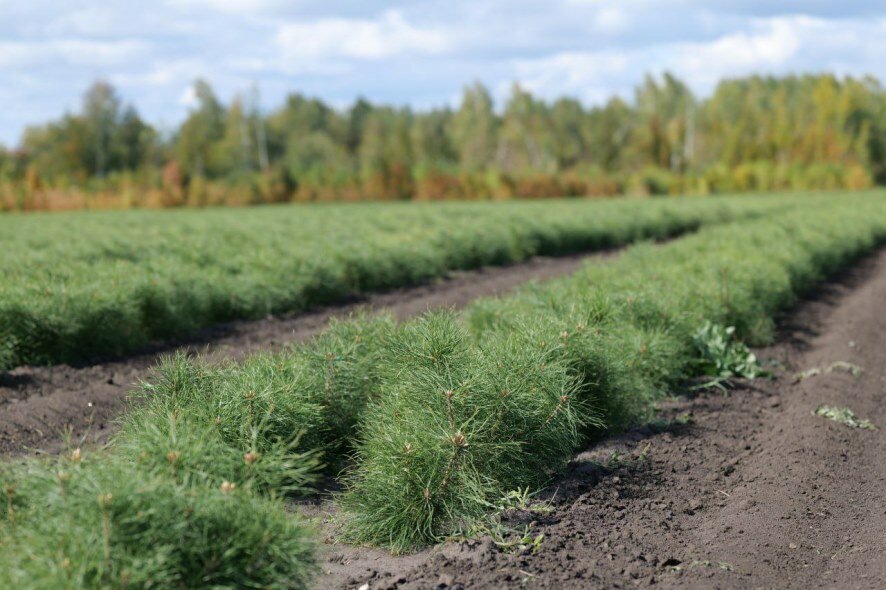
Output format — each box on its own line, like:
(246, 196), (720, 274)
(0, 195), (795, 370)
(343, 192), (886, 550)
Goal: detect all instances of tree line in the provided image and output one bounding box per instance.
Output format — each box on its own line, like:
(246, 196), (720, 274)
(1, 72), (883, 210)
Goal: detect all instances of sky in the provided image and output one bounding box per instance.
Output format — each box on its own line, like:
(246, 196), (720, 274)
(0, 0), (884, 146)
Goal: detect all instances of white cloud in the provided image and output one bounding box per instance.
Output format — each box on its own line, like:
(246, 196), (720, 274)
(275, 9), (451, 66)
(592, 6), (630, 34)
(44, 6), (122, 36)
(179, 83), (199, 107)
(0, 39), (147, 68)
(169, 0), (288, 15)
(512, 15), (885, 103)
(672, 17), (801, 89)
(513, 50), (631, 103)
(672, 16), (886, 93)
(114, 58), (207, 87)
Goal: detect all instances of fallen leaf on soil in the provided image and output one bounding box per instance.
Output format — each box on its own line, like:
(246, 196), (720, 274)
(794, 361), (863, 382)
(814, 405), (876, 430)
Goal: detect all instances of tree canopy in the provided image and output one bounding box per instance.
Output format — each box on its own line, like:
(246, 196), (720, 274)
(3, 72), (884, 210)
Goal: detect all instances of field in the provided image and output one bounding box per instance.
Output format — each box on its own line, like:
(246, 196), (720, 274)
(2, 190), (886, 588)
(0, 196), (795, 370)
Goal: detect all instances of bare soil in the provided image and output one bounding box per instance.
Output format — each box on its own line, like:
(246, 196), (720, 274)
(313, 248), (886, 590)
(0, 252), (599, 455)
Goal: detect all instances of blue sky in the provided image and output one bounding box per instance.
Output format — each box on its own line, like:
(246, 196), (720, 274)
(0, 0), (884, 146)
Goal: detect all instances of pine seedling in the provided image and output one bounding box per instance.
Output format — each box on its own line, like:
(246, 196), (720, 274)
(0, 453), (317, 589)
(341, 311), (583, 552)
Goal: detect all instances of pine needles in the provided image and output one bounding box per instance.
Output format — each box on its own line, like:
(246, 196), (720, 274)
(340, 192), (886, 549)
(0, 452), (316, 589)
(0, 195), (789, 370)
(341, 313), (586, 551)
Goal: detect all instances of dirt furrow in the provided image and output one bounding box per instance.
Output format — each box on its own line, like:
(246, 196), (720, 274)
(316, 248), (886, 589)
(0, 251), (604, 455)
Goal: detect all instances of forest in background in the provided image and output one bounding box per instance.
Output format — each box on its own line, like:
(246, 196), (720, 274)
(1, 72), (884, 210)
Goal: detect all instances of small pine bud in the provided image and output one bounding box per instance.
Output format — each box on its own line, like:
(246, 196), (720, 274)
(244, 451), (259, 465)
(69, 448), (82, 463)
(220, 481), (236, 494)
(166, 450), (181, 464)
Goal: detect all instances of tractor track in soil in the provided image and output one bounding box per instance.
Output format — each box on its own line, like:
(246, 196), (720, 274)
(313, 247), (886, 590)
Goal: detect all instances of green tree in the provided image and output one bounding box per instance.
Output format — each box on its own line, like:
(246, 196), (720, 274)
(284, 131), (350, 190)
(585, 98), (633, 171)
(214, 96), (254, 177)
(358, 108), (414, 199)
(175, 79), (225, 178)
(550, 98), (588, 169)
(81, 80), (122, 177)
(346, 98), (373, 155)
(118, 106), (155, 171)
(411, 109), (456, 173)
(632, 72), (695, 171)
(449, 83), (497, 172)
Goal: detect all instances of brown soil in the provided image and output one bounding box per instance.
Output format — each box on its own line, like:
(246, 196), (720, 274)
(0, 252), (600, 456)
(313, 248), (886, 590)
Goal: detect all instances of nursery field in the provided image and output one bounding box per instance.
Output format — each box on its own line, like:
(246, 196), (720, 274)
(0, 195), (792, 371)
(2, 190), (886, 589)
